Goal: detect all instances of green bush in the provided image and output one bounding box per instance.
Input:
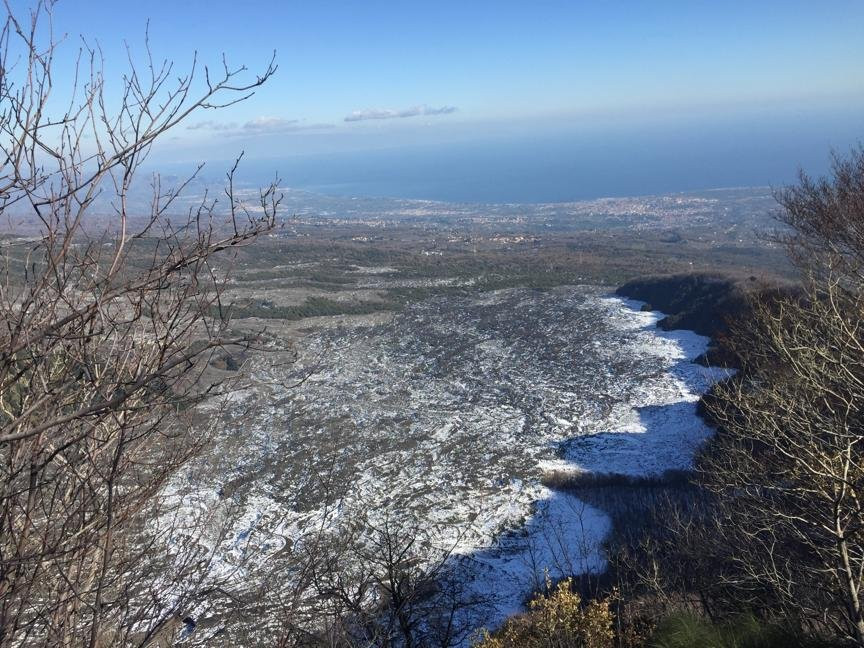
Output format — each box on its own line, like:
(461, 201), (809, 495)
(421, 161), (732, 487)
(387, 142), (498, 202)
(648, 613), (834, 648)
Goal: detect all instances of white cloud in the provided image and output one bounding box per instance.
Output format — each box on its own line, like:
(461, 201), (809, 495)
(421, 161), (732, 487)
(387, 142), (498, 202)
(186, 120), (238, 131)
(242, 116), (299, 132)
(344, 104), (457, 122)
(186, 117), (334, 135)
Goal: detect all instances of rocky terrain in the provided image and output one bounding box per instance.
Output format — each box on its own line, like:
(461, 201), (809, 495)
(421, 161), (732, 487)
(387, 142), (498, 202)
(168, 284), (729, 639)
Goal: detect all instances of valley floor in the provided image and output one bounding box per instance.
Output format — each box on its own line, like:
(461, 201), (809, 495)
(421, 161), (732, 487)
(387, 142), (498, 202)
(172, 286), (729, 641)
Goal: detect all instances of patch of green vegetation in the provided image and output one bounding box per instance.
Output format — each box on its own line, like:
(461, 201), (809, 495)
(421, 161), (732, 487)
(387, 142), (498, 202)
(306, 272), (357, 284)
(232, 268), (358, 284)
(647, 613), (834, 648)
(215, 296), (390, 321)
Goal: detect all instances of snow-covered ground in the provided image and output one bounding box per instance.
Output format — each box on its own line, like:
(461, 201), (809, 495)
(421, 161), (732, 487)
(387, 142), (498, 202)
(175, 286), (729, 640)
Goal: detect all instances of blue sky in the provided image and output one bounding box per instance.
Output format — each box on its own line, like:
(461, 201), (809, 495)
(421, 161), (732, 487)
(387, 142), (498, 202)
(10, 1), (864, 198)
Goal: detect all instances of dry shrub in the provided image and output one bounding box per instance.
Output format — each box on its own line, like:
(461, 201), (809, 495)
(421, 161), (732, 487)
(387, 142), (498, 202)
(474, 578), (615, 648)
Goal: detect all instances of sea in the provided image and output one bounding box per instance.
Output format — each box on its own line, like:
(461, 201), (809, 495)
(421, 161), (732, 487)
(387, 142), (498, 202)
(238, 105), (862, 204)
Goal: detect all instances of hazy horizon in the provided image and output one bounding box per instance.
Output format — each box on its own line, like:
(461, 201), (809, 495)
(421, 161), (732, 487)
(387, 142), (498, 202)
(154, 102), (861, 204)
(28, 0), (863, 203)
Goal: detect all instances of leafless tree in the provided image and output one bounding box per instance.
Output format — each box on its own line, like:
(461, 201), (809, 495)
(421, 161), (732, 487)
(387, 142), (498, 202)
(274, 509), (482, 648)
(0, 2), (282, 645)
(700, 147), (864, 645)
